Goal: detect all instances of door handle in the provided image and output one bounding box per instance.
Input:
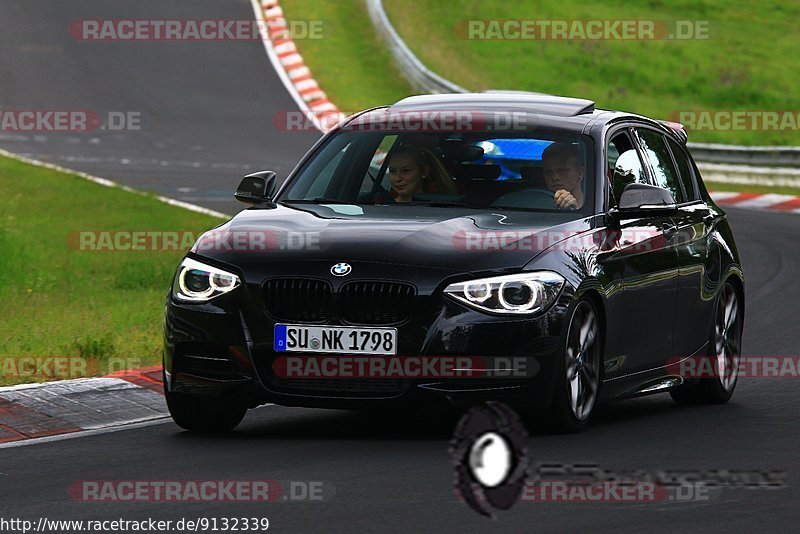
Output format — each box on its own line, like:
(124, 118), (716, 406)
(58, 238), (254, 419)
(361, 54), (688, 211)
(703, 212), (715, 227)
(661, 222), (678, 238)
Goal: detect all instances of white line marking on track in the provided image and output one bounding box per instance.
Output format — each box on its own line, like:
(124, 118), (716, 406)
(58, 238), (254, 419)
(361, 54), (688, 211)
(0, 148), (231, 219)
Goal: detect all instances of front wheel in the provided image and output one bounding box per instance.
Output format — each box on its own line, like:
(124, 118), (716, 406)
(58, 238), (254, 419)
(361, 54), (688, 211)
(549, 299), (602, 433)
(165, 388), (247, 432)
(671, 281), (742, 405)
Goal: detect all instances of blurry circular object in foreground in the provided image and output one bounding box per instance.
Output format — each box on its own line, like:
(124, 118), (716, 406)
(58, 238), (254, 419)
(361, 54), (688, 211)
(450, 402), (529, 518)
(469, 432), (512, 487)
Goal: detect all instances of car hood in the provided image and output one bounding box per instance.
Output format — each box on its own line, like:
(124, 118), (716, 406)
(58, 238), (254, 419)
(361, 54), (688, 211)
(191, 203), (593, 274)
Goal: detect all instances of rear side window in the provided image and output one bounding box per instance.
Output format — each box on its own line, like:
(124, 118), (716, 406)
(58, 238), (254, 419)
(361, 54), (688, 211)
(636, 128), (684, 203)
(666, 137), (698, 201)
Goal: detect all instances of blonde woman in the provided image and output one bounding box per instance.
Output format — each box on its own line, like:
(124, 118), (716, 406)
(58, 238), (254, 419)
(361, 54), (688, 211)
(386, 145), (456, 202)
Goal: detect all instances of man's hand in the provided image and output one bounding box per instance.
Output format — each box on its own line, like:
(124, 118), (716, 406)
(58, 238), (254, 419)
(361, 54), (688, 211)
(554, 189), (578, 210)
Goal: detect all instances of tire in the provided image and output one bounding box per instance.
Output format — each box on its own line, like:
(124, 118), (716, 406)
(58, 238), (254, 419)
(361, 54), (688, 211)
(670, 281), (742, 405)
(165, 388), (247, 433)
(549, 299), (602, 433)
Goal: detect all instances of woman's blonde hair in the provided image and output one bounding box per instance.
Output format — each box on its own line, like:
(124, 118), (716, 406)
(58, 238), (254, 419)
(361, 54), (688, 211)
(389, 145), (457, 195)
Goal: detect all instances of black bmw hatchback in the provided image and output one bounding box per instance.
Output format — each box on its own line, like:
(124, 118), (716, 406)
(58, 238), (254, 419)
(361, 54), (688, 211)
(163, 92), (744, 432)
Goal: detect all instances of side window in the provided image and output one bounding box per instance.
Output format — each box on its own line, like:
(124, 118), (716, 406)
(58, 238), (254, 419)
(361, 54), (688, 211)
(636, 128), (684, 203)
(607, 143), (619, 172)
(607, 131), (634, 172)
(666, 137), (698, 201)
(612, 149), (648, 207)
(607, 130), (643, 208)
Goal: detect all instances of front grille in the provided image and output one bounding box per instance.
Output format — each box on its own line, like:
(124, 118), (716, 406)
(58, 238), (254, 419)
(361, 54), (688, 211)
(263, 278), (332, 322)
(263, 278), (416, 325)
(339, 281), (416, 325)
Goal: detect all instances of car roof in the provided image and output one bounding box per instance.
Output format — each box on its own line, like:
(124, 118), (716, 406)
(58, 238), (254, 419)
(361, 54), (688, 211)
(337, 91), (683, 142)
(390, 91), (596, 116)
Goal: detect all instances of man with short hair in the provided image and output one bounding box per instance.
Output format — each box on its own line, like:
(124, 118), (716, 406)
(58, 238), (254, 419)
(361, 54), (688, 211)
(542, 143), (585, 210)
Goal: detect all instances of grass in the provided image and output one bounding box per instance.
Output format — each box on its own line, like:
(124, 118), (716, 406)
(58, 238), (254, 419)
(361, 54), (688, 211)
(279, 0), (415, 112)
(283, 0), (800, 146)
(706, 181), (800, 196)
(0, 155), (225, 385)
(382, 0), (800, 146)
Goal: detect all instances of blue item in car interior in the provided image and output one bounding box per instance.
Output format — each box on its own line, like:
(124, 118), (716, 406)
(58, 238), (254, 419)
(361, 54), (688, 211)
(474, 138), (554, 180)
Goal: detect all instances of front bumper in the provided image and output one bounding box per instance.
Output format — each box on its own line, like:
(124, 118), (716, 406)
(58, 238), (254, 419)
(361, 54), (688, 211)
(163, 272), (573, 410)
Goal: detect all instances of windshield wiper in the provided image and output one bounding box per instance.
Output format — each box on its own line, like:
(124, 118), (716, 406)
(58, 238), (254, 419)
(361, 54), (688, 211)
(415, 200), (475, 208)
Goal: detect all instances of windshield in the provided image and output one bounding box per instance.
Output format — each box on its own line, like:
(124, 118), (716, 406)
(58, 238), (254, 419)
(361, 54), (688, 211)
(280, 130), (594, 214)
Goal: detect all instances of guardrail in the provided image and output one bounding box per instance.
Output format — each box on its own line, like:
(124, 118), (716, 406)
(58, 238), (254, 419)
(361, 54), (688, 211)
(687, 143), (800, 167)
(365, 0), (800, 170)
(365, 0), (466, 94)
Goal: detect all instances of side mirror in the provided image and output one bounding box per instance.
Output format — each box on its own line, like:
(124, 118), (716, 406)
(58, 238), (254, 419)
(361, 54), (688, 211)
(614, 183), (676, 217)
(235, 171), (277, 205)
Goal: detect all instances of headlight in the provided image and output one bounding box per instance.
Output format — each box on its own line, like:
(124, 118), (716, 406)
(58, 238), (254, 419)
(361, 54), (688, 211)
(172, 257), (241, 302)
(444, 272), (564, 315)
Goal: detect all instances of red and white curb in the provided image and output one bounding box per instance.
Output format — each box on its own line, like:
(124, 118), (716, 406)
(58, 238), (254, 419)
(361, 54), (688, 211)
(710, 191), (800, 213)
(251, 0), (340, 132)
(0, 366), (166, 447)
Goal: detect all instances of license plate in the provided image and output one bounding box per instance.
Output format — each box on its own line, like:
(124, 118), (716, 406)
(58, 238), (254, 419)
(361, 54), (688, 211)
(274, 324), (398, 355)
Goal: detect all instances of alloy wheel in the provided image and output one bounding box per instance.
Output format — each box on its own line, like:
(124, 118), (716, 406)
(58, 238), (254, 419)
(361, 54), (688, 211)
(715, 283), (741, 392)
(565, 301), (600, 421)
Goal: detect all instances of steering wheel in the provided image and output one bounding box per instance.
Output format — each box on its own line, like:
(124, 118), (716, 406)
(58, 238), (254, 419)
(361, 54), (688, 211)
(526, 189), (556, 200)
(491, 188), (558, 210)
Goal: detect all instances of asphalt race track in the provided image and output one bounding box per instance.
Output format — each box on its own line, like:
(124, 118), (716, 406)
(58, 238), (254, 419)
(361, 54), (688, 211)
(0, 0), (320, 214)
(1, 1), (799, 532)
